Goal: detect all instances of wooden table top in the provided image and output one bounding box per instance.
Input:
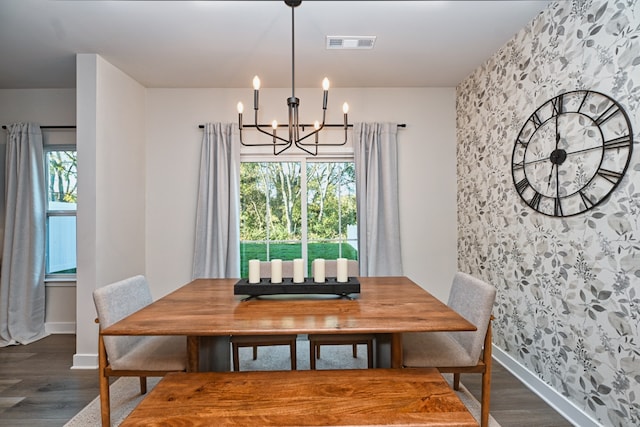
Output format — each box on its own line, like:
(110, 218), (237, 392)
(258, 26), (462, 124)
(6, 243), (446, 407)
(102, 276), (476, 337)
(120, 368), (479, 427)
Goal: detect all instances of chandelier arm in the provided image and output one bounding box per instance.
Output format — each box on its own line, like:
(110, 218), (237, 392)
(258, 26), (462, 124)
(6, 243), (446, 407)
(294, 140), (318, 156)
(297, 111), (349, 147)
(296, 129), (349, 147)
(274, 141), (294, 155)
(251, 109), (292, 146)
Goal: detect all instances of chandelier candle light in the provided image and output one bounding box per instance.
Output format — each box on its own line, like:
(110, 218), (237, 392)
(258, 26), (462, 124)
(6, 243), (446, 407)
(236, 0), (350, 156)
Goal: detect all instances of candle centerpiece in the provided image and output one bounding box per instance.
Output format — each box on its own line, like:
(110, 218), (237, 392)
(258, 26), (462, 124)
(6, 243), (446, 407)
(235, 258), (360, 299)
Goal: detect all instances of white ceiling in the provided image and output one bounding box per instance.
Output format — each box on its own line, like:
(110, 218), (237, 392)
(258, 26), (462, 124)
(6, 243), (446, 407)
(0, 0), (554, 89)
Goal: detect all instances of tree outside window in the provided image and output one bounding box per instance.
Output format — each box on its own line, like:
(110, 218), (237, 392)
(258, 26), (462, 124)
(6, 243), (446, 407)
(240, 160), (357, 278)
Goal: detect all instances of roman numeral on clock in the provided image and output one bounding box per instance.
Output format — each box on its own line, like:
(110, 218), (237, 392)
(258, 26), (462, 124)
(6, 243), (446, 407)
(604, 135), (631, 150)
(530, 112), (543, 129)
(579, 191), (595, 210)
(554, 197), (563, 216)
(515, 178), (530, 194)
(528, 191), (542, 209)
(597, 168), (623, 184)
(595, 104), (621, 126)
(552, 94), (564, 115)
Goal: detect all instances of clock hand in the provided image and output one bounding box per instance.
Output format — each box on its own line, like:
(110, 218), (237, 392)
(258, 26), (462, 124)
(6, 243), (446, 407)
(555, 114), (560, 149)
(564, 145), (606, 157)
(556, 159), (561, 200)
(547, 114), (560, 192)
(522, 144), (602, 166)
(546, 164), (556, 192)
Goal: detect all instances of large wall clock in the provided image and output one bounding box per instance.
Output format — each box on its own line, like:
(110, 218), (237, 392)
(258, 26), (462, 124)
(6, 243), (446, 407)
(511, 90), (633, 217)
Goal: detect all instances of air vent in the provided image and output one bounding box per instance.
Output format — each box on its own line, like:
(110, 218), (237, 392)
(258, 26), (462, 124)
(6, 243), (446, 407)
(326, 36), (376, 50)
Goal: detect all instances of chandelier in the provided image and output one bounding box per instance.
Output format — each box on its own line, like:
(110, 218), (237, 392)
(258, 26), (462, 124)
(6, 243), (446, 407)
(236, 0), (350, 156)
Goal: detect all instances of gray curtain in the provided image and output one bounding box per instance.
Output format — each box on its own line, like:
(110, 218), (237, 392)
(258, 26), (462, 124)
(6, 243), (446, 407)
(353, 122), (403, 276)
(192, 123), (240, 279)
(0, 123), (48, 346)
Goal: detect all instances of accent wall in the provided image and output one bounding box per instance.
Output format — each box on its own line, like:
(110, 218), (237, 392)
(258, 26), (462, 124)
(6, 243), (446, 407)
(457, 1), (640, 425)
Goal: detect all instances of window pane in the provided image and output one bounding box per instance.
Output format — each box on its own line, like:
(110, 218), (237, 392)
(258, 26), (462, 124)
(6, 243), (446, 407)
(240, 160), (357, 278)
(46, 215), (77, 274)
(46, 150), (77, 211)
(240, 162), (303, 277)
(307, 162), (357, 261)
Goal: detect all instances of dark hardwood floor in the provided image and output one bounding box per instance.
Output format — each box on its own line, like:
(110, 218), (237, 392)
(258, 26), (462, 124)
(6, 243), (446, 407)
(0, 335), (98, 426)
(0, 334), (573, 427)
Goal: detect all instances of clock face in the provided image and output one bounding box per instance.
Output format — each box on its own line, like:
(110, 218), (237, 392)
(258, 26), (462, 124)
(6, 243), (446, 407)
(512, 90), (633, 217)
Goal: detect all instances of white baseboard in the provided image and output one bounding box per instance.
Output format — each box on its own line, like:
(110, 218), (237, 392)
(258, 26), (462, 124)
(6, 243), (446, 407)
(72, 353), (98, 370)
(492, 344), (602, 427)
(45, 322), (76, 334)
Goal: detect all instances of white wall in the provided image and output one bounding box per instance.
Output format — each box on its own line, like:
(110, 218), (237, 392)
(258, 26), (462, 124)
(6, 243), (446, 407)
(75, 54), (146, 367)
(2, 61), (458, 365)
(0, 88), (77, 332)
(145, 87), (457, 301)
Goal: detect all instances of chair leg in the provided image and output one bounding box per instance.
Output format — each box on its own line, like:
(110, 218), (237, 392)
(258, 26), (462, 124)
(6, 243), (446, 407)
(453, 373), (461, 390)
(97, 335), (111, 427)
(481, 369), (491, 427)
(366, 340), (373, 369)
(480, 316), (493, 427)
(139, 376), (147, 394)
(232, 343), (240, 371)
(352, 343), (358, 358)
(316, 344), (321, 359)
(290, 339), (297, 370)
(252, 345), (258, 360)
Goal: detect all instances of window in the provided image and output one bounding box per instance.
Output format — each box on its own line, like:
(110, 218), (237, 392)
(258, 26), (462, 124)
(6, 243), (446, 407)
(240, 159), (357, 277)
(45, 148), (77, 277)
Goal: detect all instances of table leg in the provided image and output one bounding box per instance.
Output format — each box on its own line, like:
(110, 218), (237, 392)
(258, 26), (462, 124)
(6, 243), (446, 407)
(374, 334), (390, 368)
(198, 336), (231, 372)
(187, 336), (199, 372)
(391, 332), (403, 368)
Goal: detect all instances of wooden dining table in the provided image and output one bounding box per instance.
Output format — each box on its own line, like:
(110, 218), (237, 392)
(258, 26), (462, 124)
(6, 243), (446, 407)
(101, 276), (476, 372)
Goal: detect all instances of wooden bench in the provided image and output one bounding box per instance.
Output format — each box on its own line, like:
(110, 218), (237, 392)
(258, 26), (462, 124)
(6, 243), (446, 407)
(120, 368), (478, 426)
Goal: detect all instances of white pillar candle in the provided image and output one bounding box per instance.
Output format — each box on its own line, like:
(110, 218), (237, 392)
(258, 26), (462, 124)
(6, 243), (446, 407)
(271, 259), (282, 283)
(314, 258), (325, 283)
(293, 258), (304, 283)
(248, 259), (260, 284)
(336, 258), (348, 282)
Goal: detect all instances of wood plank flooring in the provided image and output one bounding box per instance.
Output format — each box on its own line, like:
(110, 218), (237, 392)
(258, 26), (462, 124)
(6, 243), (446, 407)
(0, 334), (573, 427)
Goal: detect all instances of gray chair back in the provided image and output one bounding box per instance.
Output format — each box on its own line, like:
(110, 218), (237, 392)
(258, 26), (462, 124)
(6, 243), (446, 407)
(447, 272), (496, 363)
(93, 275), (152, 363)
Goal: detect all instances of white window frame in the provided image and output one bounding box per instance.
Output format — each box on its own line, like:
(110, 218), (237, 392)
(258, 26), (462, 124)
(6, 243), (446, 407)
(44, 144), (77, 280)
(240, 152), (355, 275)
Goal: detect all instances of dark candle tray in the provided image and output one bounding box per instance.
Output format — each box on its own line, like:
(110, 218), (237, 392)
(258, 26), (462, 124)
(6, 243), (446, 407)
(234, 277), (360, 297)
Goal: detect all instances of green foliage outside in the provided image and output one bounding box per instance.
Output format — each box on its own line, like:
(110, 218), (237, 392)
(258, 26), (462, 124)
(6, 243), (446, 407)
(47, 151), (77, 203)
(239, 161), (358, 278)
(240, 242), (358, 278)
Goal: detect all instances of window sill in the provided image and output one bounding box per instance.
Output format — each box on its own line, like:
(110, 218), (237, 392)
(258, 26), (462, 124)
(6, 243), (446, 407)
(45, 276), (76, 287)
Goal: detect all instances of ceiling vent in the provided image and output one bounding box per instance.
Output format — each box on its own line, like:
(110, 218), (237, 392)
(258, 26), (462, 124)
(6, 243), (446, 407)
(326, 36), (376, 50)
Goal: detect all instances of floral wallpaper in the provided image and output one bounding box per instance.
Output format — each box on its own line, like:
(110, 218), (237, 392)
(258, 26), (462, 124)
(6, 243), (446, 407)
(456, 1), (640, 425)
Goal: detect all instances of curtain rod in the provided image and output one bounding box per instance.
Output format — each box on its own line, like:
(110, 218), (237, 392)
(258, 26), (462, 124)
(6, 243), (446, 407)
(198, 123), (406, 129)
(2, 125), (76, 130)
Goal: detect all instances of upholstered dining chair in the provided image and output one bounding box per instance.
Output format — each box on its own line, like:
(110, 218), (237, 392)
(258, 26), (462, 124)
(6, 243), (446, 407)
(402, 272), (496, 427)
(230, 261), (298, 371)
(93, 275), (187, 427)
(308, 259), (375, 369)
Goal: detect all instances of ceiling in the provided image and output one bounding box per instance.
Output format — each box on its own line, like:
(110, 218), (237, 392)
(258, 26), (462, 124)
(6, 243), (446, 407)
(0, 0), (554, 89)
